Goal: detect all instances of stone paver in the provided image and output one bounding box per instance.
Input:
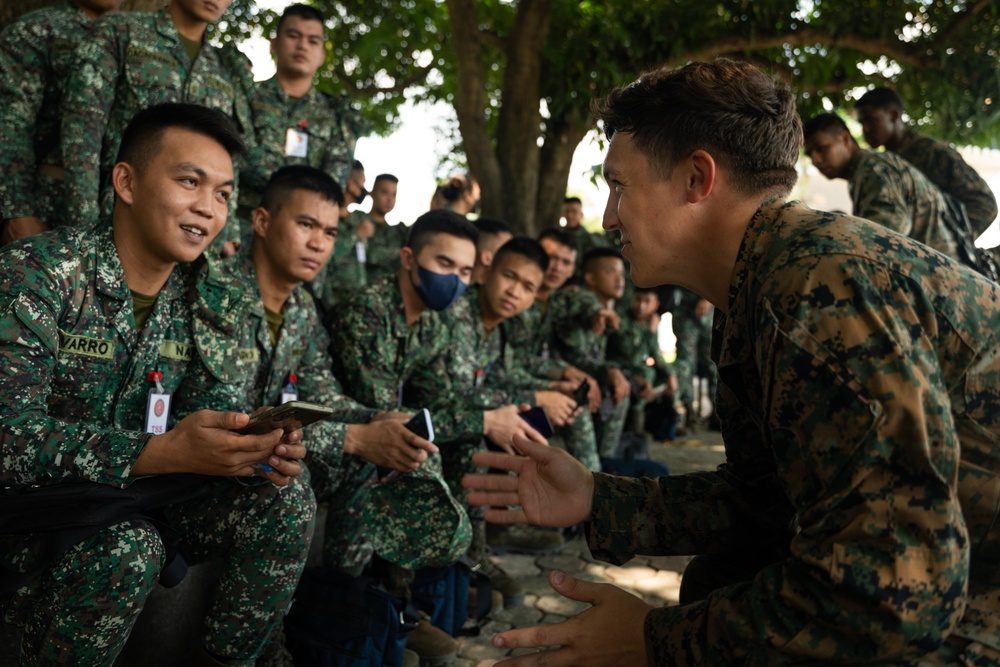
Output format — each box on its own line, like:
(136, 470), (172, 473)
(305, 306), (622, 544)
(457, 429), (725, 663)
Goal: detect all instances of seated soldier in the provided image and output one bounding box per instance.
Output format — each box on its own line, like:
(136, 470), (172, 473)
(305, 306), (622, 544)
(551, 247), (631, 460)
(206, 165), (439, 574)
(328, 209), (547, 661)
(470, 217), (514, 284)
(803, 112), (959, 260)
(406, 236), (579, 600)
(606, 287), (678, 438)
(359, 173), (409, 285)
(0, 103), (313, 666)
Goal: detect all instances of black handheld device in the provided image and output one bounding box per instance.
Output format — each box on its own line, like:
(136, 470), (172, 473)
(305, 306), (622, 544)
(404, 408), (435, 442)
(519, 406), (554, 439)
(572, 380), (590, 408)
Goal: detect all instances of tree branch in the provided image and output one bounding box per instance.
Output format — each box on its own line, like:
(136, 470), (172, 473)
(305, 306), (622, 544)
(676, 27), (935, 70)
(331, 61), (435, 98)
(933, 0), (994, 48)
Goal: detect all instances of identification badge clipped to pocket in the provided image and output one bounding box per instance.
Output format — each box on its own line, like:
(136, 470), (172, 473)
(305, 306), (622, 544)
(145, 370), (171, 435)
(281, 372), (299, 404)
(284, 127), (308, 157)
(355, 241), (367, 264)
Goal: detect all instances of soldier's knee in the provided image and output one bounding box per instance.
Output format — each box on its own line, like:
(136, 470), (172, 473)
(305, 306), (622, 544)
(98, 520), (166, 595)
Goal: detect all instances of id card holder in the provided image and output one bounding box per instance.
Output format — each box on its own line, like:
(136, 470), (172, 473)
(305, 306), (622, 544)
(145, 371), (171, 435)
(281, 372), (299, 404)
(355, 241), (367, 264)
(285, 128), (308, 157)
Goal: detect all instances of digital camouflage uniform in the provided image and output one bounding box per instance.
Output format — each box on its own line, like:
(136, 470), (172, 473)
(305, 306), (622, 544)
(549, 286), (629, 460)
(847, 148), (958, 260)
(606, 309), (672, 408)
(60, 9), (255, 243)
(201, 251), (379, 571)
(0, 224), (314, 666)
(327, 277), (461, 564)
(669, 287), (716, 412)
(565, 225), (611, 277)
(892, 127), (999, 235)
(588, 198), (1000, 665)
(313, 209), (370, 311)
(237, 76), (366, 239)
(404, 286), (536, 498)
(365, 220), (410, 285)
(504, 295), (601, 470)
(0, 2), (92, 228)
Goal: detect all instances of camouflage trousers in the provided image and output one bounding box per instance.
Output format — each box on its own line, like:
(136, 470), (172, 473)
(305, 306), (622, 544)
(308, 453), (377, 573)
(560, 408), (600, 472)
(672, 311), (717, 407)
(595, 395), (630, 460)
(2, 477), (315, 667)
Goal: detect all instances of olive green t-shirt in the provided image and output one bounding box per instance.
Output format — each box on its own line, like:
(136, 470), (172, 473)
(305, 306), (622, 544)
(131, 290), (158, 332)
(179, 34), (202, 64)
(264, 306), (284, 348)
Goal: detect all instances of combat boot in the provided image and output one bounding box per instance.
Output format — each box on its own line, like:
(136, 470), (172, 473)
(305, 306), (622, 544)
(468, 519), (524, 608)
(486, 523), (564, 556)
(405, 616), (457, 667)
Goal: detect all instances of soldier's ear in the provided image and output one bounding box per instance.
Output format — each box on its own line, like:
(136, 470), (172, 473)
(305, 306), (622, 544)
(252, 207), (270, 239)
(111, 162), (137, 206)
(400, 246), (416, 270)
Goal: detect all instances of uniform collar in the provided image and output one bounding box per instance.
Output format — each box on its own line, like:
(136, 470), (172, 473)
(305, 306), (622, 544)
(154, 7), (180, 44)
(93, 223), (185, 303)
(263, 75), (317, 104)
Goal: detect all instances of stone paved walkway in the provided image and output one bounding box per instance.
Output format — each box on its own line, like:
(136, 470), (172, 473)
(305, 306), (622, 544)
(456, 430), (725, 665)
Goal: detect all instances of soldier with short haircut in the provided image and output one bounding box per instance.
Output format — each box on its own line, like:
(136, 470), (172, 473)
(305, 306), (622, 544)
(464, 59), (1000, 666)
(470, 216), (514, 284)
(804, 112), (959, 260)
(0, 0), (123, 245)
(238, 4), (368, 240)
(0, 103), (314, 666)
(360, 173), (409, 284)
(61, 0), (256, 253)
(855, 87), (998, 234)
(503, 226), (605, 472)
(551, 247), (631, 459)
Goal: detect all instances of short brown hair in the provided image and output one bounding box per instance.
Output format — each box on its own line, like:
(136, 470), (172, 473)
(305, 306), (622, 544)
(592, 58), (801, 197)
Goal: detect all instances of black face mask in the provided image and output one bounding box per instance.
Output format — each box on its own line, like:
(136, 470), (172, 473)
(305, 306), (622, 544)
(356, 185), (369, 203)
(471, 199), (481, 214)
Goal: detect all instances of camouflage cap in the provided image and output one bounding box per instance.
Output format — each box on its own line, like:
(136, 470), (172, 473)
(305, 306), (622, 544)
(363, 453), (472, 569)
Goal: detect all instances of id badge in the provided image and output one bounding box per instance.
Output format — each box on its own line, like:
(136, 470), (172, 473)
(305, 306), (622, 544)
(285, 128), (308, 157)
(145, 370), (171, 434)
(281, 372), (298, 404)
(355, 241), (367, 264)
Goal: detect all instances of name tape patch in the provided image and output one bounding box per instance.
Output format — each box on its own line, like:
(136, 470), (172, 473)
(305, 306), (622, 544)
(159, 340), (193, 361)
(58, 329), (114, 359)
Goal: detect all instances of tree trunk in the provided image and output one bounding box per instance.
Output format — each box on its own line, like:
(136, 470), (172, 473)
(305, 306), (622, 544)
(533, 108), (594, 237)
(494, 0), (552, 233)
(443, 0), (502, 219)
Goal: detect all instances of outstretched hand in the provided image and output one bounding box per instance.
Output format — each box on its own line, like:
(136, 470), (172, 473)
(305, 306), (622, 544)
(487, 570), (652, 667)
(462, 435), (593, 528)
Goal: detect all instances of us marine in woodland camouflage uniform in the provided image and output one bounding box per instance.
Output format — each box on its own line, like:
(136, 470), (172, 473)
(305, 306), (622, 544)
(856, 86), (998, 235)
(804, 112), (959, 260)
(463, 60), (1000, 666)
(0, 0), (122, 244)
(61, 0), (255, 248)
(0, 105), (313, 666)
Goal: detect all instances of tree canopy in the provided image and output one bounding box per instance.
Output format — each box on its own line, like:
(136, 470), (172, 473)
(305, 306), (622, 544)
(6, 0), (998, 233)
